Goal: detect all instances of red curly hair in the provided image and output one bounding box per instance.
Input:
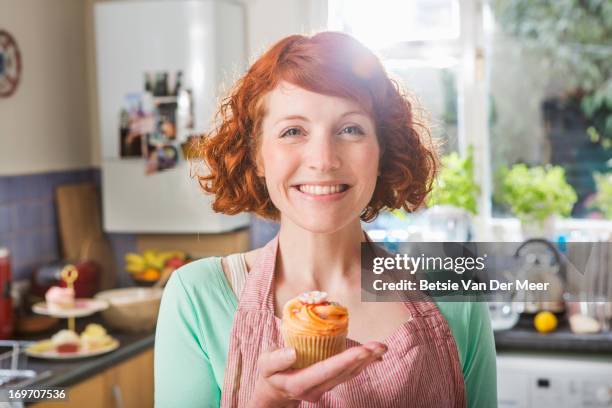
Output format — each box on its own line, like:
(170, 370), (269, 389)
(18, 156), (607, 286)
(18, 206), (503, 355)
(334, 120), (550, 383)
(195, 31), (438, 222)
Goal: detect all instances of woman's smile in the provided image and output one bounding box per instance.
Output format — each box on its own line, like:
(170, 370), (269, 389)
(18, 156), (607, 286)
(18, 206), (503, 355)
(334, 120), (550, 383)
(292, 184), (349, 202)
(291, 183), (352, 202)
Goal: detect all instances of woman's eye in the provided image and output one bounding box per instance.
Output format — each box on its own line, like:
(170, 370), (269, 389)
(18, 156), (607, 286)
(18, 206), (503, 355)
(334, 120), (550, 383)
(280, 127), (302, 138)
(340, 126), (365, 136)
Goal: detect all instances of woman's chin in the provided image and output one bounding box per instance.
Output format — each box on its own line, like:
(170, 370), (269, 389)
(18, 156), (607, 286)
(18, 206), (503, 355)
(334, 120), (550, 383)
(285, 211), (358, 234)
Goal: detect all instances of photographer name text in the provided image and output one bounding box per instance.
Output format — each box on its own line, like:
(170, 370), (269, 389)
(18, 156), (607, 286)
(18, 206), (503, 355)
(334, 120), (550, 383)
(372, 279), (550, 292)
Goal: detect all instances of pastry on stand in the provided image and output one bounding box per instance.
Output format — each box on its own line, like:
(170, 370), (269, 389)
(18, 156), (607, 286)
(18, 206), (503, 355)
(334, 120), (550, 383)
(27, 265), (119, 359)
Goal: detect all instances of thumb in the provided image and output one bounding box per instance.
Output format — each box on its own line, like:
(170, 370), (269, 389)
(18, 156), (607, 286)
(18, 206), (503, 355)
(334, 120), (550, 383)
(258, 347), (297, 377)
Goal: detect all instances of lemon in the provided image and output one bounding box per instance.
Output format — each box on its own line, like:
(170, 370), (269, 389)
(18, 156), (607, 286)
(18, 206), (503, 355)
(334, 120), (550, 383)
(534, 311), (558, 334)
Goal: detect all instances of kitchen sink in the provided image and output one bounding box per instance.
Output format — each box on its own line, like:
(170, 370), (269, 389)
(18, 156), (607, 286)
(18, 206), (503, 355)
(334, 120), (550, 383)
(0, 340), (51, 388)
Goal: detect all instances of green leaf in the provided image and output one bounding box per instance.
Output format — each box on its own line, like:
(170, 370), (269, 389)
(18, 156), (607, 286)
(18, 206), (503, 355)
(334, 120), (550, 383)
(427, 145), (480, 214)
(501, 163), (578, 222)
(591, 172), (612, 218)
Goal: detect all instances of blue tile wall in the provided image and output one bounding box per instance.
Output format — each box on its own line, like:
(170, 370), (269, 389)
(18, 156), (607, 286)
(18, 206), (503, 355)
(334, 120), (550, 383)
(108, 233), (138, 288)
(0, 167), (281, 286)
(0, 169), (92, 280)
(249, 216), (279, 249)
(0, 168), (137, 287)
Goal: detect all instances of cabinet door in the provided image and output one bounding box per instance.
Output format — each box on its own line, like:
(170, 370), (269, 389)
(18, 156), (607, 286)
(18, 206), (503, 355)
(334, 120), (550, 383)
(31, 371), (111, 408)
(107, 348), (154, 408)
(31, 348), (153, 408)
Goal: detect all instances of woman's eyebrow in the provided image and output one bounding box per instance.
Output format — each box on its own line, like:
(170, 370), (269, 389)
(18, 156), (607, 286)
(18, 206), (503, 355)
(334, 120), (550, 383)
(340, 110), (367, 118)
(273, 111), (368, 126)
(274, 115), (309, 126)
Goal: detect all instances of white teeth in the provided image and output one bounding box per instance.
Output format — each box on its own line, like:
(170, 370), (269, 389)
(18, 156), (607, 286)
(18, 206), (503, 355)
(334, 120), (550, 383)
(298, 184), (346, 195)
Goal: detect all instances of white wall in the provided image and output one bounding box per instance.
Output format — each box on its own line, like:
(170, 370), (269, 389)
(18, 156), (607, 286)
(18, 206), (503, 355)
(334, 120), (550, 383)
(242, 0), (327, 61)
(0, 0), (91, 175)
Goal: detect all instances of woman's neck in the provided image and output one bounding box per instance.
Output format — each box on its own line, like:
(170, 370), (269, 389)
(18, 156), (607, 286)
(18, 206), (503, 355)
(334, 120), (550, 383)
(275, 219), (366, 294)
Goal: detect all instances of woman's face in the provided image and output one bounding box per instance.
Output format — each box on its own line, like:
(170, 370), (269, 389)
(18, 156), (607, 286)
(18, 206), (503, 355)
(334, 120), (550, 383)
(257, 81), (380, 233)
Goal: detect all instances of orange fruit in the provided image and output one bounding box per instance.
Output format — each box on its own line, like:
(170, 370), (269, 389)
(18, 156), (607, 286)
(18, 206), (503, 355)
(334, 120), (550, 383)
(135, 268), (161, 281)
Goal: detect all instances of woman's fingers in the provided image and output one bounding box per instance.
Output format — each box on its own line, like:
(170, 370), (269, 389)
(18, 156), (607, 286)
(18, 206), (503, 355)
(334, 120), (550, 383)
(258, 347), (297, 378)
(302, 344), (387, 400)
(296, 345), (373, 385)
(271, 343), (387, 400)
(257, 341), (388, 404)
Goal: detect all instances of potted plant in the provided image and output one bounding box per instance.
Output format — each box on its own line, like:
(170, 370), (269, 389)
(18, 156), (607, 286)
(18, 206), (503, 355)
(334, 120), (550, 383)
(591, 172), (612, 219)
(427, 146), (480, 214)
(501, 164), (578, 238)
(424, 146), (480, 241)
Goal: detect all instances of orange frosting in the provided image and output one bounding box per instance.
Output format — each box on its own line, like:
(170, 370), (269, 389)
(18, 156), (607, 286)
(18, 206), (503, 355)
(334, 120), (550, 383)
(282, 294), (348, 336)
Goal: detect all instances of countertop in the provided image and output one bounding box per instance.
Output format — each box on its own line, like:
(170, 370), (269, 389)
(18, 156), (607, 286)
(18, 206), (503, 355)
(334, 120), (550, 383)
(494, 314), (612, 354)
(3, 314), (154, 390)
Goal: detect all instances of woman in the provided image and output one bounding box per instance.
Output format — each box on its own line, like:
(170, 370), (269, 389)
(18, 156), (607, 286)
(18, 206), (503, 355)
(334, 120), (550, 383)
(155, 32), (497, 407)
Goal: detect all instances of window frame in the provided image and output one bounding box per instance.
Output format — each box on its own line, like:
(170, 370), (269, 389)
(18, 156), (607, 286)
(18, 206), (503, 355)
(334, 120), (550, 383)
(326, 0), (612, 239)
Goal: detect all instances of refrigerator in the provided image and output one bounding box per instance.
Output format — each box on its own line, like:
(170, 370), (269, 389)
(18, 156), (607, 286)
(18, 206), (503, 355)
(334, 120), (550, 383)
(94, 0), (249, 233)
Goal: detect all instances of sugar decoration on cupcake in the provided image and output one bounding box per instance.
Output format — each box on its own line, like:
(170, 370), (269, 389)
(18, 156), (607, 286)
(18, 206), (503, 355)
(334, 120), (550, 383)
(298, 290), (329, 305)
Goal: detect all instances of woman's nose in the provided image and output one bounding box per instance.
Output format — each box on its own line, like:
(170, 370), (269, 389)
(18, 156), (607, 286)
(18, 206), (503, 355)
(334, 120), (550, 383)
(305, 134), (341, 172)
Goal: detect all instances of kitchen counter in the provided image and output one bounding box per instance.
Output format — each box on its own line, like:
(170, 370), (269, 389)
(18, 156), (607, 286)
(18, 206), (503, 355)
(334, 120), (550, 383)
(3, 314), (154, 395)
(5, 311), (611, 403)
(25, 331), (154, 389)
(494, 316), (612, 354)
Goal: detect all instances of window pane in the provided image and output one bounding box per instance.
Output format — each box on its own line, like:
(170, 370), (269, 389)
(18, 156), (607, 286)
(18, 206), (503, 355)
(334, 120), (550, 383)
(329, 0), (460, 49)
(487, 2), (612, 219)
(385, 61), (459, 155)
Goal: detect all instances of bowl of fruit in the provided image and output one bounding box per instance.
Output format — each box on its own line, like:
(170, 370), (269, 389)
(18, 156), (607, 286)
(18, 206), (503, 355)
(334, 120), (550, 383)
(124, 250), (190, 286)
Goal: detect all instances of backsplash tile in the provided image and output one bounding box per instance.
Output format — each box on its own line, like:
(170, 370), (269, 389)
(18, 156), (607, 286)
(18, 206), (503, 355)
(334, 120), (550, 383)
(0, 167), (269, 287)
(250, 216), (279, 249)
(108, 234), (138, 288)
(0, 205), (11, 234)
(0, 168), (115, 282)
(0, 178), (9, 205)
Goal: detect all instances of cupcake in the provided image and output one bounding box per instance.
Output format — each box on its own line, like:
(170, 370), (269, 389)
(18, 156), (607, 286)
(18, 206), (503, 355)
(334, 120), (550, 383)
(51, 329), (81, 353)
(45, 286), (75, 312)
(281, 291), (348, 369)
(80, 323), (113, 351)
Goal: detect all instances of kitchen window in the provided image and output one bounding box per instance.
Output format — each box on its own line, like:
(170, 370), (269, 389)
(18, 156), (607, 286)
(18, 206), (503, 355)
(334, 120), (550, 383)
(329, 0), (612, 237)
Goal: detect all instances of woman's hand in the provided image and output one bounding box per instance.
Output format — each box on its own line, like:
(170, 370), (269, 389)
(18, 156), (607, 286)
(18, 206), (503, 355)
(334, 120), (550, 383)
(248, 341), (388, 408)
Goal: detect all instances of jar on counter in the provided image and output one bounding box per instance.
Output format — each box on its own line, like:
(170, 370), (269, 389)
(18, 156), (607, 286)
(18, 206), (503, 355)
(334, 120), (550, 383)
(0, 247), (13, 339)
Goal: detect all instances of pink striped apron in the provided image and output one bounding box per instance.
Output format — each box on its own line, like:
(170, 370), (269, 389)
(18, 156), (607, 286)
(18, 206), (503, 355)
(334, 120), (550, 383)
(221, 234), (466, 407)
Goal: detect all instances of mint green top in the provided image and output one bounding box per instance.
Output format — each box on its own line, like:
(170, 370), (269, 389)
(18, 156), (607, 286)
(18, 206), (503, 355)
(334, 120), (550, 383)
(154, 257), (497, 408)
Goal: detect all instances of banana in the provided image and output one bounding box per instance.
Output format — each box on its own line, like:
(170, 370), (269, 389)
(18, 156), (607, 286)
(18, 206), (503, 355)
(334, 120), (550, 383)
(126, 250), (187, 275)
(125, 253), (146, 273)
(125, 253), (144, 264)
(158, 251), (186, 264)
(126, 263), (145, 274)
(143, 250), (165, 270)
(157, 251), (174, 265)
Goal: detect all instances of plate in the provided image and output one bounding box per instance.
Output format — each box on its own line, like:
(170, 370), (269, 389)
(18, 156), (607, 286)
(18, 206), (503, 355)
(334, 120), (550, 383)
(25, 338), (120, 360)
(32, 299), (109, 318)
